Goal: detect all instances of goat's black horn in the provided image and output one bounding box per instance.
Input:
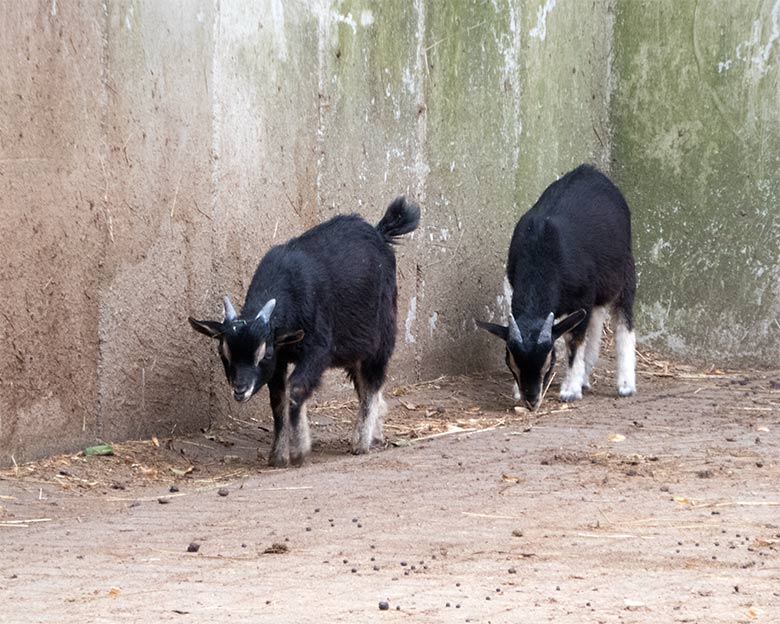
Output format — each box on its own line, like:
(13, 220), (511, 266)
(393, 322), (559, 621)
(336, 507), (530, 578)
(223, 295), (238, 322)
(539, 312), (554, 344)
(255, 298), (276, 324)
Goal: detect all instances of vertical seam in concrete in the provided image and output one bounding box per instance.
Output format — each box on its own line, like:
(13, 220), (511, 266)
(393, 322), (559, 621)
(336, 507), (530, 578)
(315, 0), (329, 212)
(504, 0), (522, 172)
(209, 0), (222, 424)
(96, 0), (111, 440)
(602, 0), (616, 171)
(412, 0), (428, 381)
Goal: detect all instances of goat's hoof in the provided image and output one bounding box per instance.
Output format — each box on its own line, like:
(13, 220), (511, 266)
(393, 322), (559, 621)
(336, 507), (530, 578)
(289, 451), (309, 467)
(617, 384), (636, 397)
(268, 453), (290, 468)
(582, 380), (592, 391)
(559, 389), (583, 402)
(350, 445), (370, 455)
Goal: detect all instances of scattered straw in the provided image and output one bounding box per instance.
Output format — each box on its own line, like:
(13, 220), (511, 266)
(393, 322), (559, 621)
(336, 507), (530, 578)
(0, 518), (52, 528)
(690, 501), (780, 509)
(576, 532), (654, 540)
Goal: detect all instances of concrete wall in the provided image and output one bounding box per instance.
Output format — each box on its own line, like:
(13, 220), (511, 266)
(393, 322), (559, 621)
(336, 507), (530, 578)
(1, 0), (613, 463)
(9, 0), (778, 463)
(611, 0), (780, 364)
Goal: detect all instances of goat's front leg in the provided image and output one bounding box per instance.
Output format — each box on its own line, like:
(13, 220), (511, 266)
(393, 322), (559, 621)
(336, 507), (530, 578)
(267, 362), (290, 468)
(560, 333), (587, 402)
(287, 354), (328, 466)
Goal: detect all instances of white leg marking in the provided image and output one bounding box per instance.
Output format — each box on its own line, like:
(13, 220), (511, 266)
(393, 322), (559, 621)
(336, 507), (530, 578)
(615, 317), (636, 397)
(582, 306), (608, 390)
(290, 401), (311, 465)
(560, 343), (585, 401)
(371, 390), (387, 445)
(352, 390), (382, 454)
(508, 352), (522, 400)
(269, 392), (290, 467)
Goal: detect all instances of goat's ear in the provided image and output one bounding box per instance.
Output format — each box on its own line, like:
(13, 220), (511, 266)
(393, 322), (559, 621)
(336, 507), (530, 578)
(552, 309), (587, 339)
(275, 329), (305, 346)
(188, 317), (224, 339)
(476, 320), (509, 341)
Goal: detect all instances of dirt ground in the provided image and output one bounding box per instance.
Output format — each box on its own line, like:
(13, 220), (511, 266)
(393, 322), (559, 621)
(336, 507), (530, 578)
(1, 354), (779, 623)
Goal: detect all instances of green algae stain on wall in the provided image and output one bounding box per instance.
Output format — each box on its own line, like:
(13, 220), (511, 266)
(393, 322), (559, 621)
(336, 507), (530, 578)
(612, 0), (780, 364)
(516, 0), (614, 209)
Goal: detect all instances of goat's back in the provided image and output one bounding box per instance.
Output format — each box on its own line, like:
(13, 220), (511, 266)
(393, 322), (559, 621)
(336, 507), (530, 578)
(247, 214), (399, 364)
(508, 165), (633, 312)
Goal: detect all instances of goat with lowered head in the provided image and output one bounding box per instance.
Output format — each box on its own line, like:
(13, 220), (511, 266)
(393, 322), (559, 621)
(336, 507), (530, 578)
(478, 164), (636, 410)
(189, 197), (420, 467)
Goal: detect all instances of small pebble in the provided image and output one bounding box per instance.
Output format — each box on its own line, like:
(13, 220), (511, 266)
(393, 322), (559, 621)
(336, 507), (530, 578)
(158, 497), (170, 505)
(187, 542), (200, 553)
(400, 561), (407, 567)
(446, 602), (451, 607)
(456, 604), (461, 609)
(508, 567), (517, 574)
(169, 485), (179, 493)
(217, 488), (229, 497)
(351, 568), (357, 573)
(378, 601), (389, 611)
(373, 565), (380, 571)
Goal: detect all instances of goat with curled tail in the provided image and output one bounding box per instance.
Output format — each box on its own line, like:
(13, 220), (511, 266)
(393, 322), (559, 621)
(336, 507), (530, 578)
(190, 197), (420, 467)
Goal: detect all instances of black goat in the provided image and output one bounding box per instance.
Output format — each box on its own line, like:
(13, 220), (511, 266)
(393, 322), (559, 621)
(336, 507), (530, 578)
(478, 164), (636, 410)
(189, 197), (420, 467)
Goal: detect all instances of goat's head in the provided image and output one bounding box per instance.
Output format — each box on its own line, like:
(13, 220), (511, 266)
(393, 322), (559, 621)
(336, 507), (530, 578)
(477, 310), (586, 410)
(189, 296), (304, 402)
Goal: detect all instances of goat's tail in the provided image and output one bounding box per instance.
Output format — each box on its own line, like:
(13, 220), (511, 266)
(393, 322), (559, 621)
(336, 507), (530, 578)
(375, 196), (420, 244)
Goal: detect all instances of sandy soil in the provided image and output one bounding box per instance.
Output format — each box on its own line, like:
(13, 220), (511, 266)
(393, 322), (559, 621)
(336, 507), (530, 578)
(1, 359), (779, 623)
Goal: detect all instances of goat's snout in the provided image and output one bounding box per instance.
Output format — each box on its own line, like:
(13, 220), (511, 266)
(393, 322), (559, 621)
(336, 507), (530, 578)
(233, 383), (254, 402)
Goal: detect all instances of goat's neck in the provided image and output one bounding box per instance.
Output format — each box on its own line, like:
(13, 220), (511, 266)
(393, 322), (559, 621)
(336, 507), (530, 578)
(510, 274), (560, 326)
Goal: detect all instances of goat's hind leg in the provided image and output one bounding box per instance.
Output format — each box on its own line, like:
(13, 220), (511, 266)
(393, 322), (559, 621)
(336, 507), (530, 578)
(582, 306), (608, 390)
(614, 308), (636, 397)
(351, 360), (388, 454)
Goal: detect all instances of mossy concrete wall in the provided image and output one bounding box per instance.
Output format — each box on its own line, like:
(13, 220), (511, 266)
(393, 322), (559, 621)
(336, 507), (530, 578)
(612, 1), (780, 364)
(9, 0), (775, 463)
